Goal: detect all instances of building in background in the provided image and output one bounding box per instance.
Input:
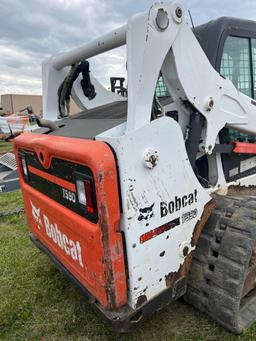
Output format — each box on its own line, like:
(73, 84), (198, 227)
(1, 94), (42, 116)
(0, 94), (80, 116)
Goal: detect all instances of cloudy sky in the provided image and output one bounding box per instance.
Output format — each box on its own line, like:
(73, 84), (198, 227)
(0, 0), (256, 96)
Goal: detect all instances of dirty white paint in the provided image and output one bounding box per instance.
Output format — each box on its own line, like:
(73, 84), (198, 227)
(97, 117), (210, 309)
(41, 0), (256, 311)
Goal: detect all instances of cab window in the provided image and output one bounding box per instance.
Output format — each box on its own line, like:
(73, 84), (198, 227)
(220, 36), (256, 142)
(220, 36), (253, 98)
(252, 39), (256, 98)
(156, 76), (169, 97)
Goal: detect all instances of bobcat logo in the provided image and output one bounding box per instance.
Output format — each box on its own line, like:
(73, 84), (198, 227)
(30, 200), (42, 229)
(138, 203), (155, 226)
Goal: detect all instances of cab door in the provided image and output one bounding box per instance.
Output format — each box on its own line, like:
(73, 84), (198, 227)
(217, 33), (256, 182)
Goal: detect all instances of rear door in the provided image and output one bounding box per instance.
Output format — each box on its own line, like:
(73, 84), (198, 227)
(14, 133), (127, 309)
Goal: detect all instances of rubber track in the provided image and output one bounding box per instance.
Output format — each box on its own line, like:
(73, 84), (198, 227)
(184, 195), (256, 334)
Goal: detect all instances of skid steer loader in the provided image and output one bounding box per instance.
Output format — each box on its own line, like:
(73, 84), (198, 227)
(14, 1), (256, 333)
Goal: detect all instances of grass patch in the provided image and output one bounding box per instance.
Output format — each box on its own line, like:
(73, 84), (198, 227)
(0, 190), (24, 211)
(0, 191), (256, 340)
(0, 141), (13, 155)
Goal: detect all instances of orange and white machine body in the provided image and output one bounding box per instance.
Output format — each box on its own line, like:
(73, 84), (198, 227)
(14, 0), (256, 331)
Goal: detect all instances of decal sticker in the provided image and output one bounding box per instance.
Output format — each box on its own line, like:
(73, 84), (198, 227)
(240, 156), (256, 173)
(229, 167), (239, 177)
(160, 189), (197, 218)
(138, 203), (155, 226)
(30, 201), (84, 268)
(62, 188), (76, 203)
(31, 200), (42, 229)
(182, 208), (198, 224)
(140, 218), (180, 243)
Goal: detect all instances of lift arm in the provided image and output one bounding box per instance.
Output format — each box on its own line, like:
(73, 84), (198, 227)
(42, 1), (256, 154)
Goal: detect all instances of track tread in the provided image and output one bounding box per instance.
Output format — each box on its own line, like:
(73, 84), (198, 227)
(184, 195), (256, 334)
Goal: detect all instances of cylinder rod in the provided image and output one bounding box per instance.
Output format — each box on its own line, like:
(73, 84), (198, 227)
(53, 24), (127, 70)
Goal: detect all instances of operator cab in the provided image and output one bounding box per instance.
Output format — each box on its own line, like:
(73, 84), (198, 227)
(157, 17), (256, 188)
(195, 17), (256, 186)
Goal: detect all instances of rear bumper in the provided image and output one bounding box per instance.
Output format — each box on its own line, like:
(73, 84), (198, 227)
(30, 232), (187, 333)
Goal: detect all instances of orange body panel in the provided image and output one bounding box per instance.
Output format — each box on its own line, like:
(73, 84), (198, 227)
(14, 133), (127, 309)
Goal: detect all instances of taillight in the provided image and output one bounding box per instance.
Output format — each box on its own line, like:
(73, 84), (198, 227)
(75, 176), (96, 215)
(76, 180), (87, 206)
(21, 157), (28, 177)
(20, 154), (29, 181)
(84, 179), (94, 214)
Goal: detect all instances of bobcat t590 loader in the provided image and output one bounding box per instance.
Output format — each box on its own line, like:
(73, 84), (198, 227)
(14, 1), (256, 333)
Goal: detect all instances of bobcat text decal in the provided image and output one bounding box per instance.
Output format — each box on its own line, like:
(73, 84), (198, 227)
(30, 200), (84, 268)
(160, 189), (198, 218)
